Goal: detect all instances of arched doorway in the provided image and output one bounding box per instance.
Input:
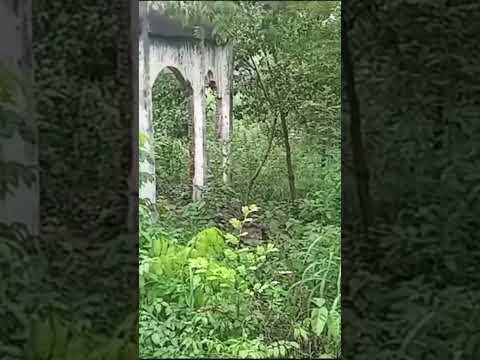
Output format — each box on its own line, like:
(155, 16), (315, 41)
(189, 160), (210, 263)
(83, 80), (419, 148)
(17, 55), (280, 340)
(151, 66), (193, 201)
(139, 3), (233, 203)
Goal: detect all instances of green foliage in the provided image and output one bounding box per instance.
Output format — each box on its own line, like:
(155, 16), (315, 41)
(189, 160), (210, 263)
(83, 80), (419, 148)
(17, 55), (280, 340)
(0, 227), (138, 359)
(140, 186), (340, 358)
(2, 2), (138, 359)
(0, 62), (17, 104)
(339, 3), (480, 359)
(34, 0), (130, 233)
(140, 203), (302, 358)
(151, 72), (191, 198)
(192, 227), (225, 257)
(142, 1), (340, 358)
(152, 1), (340, 205)
(25, 308), (137, 360)
(0, 62), (37, 201)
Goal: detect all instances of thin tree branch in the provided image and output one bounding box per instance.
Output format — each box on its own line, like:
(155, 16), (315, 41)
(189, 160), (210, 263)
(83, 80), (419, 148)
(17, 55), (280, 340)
(246, 114), (278, 202)
(248, 55), (277, 110)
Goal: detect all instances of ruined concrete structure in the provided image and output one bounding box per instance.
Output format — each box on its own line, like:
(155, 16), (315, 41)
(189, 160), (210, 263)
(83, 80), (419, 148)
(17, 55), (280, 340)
(139, 3), (233, 202)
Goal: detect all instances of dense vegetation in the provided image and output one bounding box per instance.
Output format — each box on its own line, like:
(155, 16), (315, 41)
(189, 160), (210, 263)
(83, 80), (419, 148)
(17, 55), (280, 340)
(140, 1), (341, 358)
(3, 1), (480, 359)
(342, 3), (480, 359)
(1, 2), (137, 359)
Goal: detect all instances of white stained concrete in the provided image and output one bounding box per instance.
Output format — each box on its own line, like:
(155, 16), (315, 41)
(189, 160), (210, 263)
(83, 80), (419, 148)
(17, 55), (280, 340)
(139, 4), (233, 202)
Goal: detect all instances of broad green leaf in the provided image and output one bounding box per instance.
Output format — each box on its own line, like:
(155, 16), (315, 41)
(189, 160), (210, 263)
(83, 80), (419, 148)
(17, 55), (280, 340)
(152, 237), (164, 257)
(51, 314), (69, 358)
(326, 310), (340, 339)
(30, 317), (53, 360)
(311, 297), (326, 308)
(150, 258), (163, 275)
(311, 307), (329, 336)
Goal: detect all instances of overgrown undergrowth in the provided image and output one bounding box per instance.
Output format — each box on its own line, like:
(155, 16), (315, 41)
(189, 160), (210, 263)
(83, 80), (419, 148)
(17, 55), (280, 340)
(139, 152), (341, 359)
(140, 3), (341, 357)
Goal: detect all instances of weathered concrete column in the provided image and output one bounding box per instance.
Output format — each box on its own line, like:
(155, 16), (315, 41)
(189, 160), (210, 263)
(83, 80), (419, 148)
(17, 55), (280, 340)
(0, 0), (39, 236)
(218, 87), (232, 184)
(216, 45), (234, 185)
(138, 2), (156, 205)
(191, 80), (207, 201)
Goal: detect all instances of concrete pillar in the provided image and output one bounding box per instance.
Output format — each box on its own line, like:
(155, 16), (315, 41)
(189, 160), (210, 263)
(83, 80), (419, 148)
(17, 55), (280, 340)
(191, 81), (207, 201)
(218, 86), (232, 184)
(217, 46), (233, 185)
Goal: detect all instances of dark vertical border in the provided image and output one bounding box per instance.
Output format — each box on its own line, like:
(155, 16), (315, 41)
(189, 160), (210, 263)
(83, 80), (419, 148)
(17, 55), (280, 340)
(1, 1), (139, 358)
(342, 1), (480, 359)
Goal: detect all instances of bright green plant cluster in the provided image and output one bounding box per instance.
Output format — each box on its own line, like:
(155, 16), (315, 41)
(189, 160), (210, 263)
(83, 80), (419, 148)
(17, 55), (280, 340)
(140, 193), (341, 358)
(139, 203), (303, 358)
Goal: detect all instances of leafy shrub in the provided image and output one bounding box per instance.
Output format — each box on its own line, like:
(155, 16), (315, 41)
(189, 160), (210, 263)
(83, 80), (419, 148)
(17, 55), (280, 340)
(139, 203), (301, 358)
(140, 191), (341, 358)
(140, 3), (341, 358)
(0, 229), (137, 360)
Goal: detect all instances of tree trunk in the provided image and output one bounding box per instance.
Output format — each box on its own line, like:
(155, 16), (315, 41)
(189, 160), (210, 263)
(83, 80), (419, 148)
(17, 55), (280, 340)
(280, 111), (296, 202)
(342, 16), (373, 236)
